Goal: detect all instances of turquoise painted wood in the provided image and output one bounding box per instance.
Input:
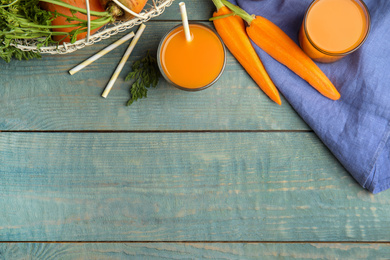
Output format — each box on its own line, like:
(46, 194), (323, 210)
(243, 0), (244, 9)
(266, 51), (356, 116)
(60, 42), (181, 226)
(0, 21), (308, 131)
(1, 243), (390, 259)
(0, 0), (389, 257)
(157, 0), (215, 21)
(1, 132), (390, 241)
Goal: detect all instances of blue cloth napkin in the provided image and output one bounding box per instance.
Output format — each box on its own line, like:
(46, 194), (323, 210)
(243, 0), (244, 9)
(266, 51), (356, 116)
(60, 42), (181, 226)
(233, 0), (390, 193)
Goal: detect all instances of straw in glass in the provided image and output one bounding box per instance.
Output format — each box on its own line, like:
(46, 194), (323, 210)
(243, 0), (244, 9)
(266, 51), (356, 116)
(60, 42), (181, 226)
(179, 2), (192, 42)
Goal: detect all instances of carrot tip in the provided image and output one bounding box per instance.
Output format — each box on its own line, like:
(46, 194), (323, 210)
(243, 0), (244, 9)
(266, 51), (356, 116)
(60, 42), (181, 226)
(327, 91), (341, 100)
(272, 96), (282, 105)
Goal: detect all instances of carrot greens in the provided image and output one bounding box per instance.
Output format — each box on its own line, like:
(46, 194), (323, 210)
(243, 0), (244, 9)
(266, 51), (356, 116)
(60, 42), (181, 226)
(125, 50), (160, 106)
(0, 0), (53, 62)
(0, 0), (113, 62)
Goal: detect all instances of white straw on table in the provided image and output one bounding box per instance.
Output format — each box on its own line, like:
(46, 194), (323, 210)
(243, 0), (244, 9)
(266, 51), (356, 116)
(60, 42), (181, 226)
(179, 2), (192, 42)
(68, 31), (135, 75)
(101, 24), (146, 98)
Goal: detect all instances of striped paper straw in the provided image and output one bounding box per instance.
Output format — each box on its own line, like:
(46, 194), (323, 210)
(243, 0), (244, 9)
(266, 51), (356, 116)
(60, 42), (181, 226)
(69, 31), (135, 75)
(179, 2), (192, 42)
(101, 23), (146, 98)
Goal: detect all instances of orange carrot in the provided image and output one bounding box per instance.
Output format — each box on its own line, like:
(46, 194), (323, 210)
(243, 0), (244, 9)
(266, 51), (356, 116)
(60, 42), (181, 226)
(210, 0), (281, 105)
(40, 0), (147, 43)
(221, 0), (340, 101)
(40, 0), (107, 43)
(99, 0), (148, 21)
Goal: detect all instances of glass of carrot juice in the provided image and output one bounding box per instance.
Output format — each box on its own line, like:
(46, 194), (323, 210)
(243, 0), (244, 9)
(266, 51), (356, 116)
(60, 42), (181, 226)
(299, 0), (370, 63)
(157, 23), (226, 91)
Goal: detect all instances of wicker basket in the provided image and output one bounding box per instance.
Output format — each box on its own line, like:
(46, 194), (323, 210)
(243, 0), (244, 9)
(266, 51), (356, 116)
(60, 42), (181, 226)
(12, 0), (175, 54)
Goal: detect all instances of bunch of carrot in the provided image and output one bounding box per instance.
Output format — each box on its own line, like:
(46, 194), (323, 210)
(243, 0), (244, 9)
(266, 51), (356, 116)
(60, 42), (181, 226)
(1, 0), (148, 45)
(210, 0), (340, 105)
(40, 0), (148, 43)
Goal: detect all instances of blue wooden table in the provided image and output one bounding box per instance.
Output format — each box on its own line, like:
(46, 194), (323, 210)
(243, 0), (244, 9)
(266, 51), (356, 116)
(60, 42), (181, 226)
(1, 0), (390, 258)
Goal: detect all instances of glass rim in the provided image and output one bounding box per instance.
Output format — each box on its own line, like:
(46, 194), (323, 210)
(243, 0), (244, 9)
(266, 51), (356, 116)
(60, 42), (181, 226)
(157, 22), (227, 92)
(303, 0), (371, 57)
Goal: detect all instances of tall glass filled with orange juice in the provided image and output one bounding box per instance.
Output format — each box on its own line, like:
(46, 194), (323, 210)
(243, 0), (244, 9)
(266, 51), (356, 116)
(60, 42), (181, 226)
(299, 0), (370, 63)
(158, 23), (226, 91)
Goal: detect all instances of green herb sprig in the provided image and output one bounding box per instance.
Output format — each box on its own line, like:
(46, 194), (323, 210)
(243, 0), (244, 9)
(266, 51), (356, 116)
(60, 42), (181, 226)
(125, 50), (160, 106)
(0, 0), (52, 62)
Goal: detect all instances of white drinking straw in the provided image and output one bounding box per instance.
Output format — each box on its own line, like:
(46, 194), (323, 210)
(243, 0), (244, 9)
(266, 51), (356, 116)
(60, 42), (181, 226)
(69, 32), (135, 75)
(101, 24), (146, 98)
(179, 2), (192, 42)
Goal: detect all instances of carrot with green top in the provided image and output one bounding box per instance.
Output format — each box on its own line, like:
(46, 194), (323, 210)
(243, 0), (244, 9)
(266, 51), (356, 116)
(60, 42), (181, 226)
(210, 0), (281, 105)
(220, 0), (340, 101)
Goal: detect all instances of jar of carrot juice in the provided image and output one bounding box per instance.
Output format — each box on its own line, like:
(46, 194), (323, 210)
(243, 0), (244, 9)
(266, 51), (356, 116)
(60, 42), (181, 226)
(158, 23), (226, 91)
(299, 0), (370, 63)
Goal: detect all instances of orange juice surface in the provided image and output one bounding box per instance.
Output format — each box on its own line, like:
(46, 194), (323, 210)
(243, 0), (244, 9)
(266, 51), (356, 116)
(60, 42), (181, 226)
(160, 24), (225, 89)
(306, 0), (368, 53)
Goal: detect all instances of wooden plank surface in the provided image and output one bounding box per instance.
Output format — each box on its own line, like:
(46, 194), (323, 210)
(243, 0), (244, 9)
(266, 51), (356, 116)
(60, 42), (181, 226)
(157, 0), (214, 21)
(1, 0), (388, 257)
(0, 21), (308, 131)
(1, 243), (390, 259)
(1, 132), (389, 242)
